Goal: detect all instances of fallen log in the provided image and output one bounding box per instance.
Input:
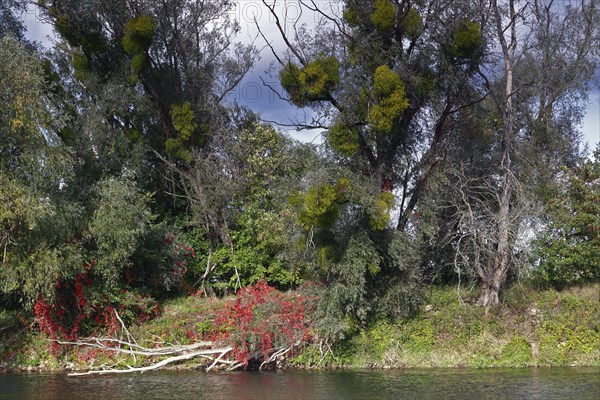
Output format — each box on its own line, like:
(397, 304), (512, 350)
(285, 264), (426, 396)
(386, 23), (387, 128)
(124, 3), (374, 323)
(68, 346), (233, 376)
(57, 309), (234, 376)
(56, 337), (214, 357)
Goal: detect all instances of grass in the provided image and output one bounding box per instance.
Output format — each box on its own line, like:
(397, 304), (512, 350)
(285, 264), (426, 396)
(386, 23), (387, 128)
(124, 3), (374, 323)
(2, 283), (599, 371)
(318, 283), (600, 368)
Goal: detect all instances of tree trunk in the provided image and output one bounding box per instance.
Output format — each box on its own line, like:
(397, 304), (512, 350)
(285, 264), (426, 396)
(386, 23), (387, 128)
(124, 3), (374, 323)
(397, 104), (451, 231)
(477, 280), (500, 307)
(480, 0), (517, 306)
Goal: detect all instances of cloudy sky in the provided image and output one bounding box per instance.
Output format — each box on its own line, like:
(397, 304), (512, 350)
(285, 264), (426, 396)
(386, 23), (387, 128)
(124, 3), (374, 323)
(22, 1), (599, 149)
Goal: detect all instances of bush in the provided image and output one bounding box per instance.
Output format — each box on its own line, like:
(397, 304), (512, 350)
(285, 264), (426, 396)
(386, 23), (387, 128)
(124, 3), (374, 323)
(33, 260), (159, 352)
(536, 150), (600, 288)
(209, 280), (317, 364)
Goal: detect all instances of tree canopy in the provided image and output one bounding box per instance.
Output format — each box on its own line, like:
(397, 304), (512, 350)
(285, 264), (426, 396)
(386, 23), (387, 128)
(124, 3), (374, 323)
(0, 0), (598, 343)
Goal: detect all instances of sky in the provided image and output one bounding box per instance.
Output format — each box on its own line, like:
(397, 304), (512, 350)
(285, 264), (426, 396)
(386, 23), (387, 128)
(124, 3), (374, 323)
(21, 1), (600, 149)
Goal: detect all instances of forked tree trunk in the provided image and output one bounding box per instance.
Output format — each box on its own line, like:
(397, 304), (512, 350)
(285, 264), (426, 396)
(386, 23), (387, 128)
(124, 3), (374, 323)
(479, 0), (517, 307)
(478, 280), (500, 307)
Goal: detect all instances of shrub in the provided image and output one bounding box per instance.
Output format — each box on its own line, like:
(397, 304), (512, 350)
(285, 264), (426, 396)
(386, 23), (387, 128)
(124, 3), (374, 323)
(209, 280), (317, 364)
(33, 260), (159, 352)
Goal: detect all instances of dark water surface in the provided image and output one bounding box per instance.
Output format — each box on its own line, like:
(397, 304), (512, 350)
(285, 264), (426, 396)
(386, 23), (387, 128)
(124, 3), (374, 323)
(1, 367), (599, 400)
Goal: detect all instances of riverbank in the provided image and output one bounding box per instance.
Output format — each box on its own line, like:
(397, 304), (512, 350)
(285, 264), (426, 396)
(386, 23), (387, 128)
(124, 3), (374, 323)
(1, 283), (598, 373)
(319, 283), (599, 369)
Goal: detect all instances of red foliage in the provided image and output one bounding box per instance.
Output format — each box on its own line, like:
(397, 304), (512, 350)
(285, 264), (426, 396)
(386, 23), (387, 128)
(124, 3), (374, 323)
(33, 261), (97, 351)
(382, 178), (394, 192)
(169, 241), (194, 288)
(210, 280), (316, 364)
(33, 260), (158, 352)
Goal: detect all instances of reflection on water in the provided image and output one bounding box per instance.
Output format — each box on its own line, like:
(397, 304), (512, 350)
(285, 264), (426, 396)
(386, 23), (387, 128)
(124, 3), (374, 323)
(1, 367), (599, 400)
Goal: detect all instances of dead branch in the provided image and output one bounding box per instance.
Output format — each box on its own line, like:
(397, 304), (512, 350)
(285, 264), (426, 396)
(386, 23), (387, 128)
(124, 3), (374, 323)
(68, 346), (233, 376)
(55, 338), (214, 357)
(58, 311), (303, 375)
(259, 345), (295, 370)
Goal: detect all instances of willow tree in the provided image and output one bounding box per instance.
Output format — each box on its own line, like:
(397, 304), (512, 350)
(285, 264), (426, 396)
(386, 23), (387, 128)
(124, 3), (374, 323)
(260, 0), (599, 309)
(414, 0), (598, 305)
(265, 0), (491, 230)
(251, 0), (493, 330)
(38, 0), (261, 272)
(39, 0), (257, 161)
(0, 36), (81, 305)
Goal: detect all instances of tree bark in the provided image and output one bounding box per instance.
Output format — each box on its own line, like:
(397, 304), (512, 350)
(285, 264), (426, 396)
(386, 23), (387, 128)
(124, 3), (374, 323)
(397, 104), (451, 231)
(479, 0), (517, 307)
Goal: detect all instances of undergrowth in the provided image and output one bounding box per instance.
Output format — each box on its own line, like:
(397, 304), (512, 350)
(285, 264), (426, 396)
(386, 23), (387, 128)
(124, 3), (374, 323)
(2, 282), (599, 371)
(311, 283), (600, 368)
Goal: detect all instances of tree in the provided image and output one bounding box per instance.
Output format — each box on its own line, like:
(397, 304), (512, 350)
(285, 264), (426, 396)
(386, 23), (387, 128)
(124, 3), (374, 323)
(38, 0), (255, 154)
(0, 35), (78, 304)
(537, 147), (600, 288)
(254, 0), (490, 325)
(159, 121), (318, 293)
(476, 0), (599, 305)
(0, 0), (27, 40)
(259, 0), (599, 308)
(417, 0), (598, 305)
(264, 0), (490, 230)
(36, 0), (263, 292)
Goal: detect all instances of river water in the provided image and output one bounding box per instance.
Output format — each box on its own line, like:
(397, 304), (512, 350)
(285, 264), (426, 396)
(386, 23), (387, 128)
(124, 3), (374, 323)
(1, 367), (599, 399)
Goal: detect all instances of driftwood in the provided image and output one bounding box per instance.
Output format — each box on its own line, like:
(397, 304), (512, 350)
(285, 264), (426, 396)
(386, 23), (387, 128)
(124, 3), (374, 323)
(57, 309), (236, 376)
(67, 345), (234, 376)
(57, 309), (300, 376)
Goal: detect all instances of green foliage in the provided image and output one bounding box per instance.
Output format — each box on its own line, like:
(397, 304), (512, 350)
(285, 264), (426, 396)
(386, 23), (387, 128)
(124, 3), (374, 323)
(536, 149), (600, 288)
(349, 320), (396, 363)
(122, 15), (156, 74)
(0, 36), (52, 136)
(170, 102), (198, 141)
(0, 36), (80, 305)
(165, 138), (192, 163)
(165, 101), (198, 162)
(311, 227), (422, 340)
(0, 177), (29, 242)
(537, 321), (600, 366)
(417, 69), (436, 97)
(71, 52), (91, 80)
(316, 232), (380, 339)
(400, 8), (423, 39)
(206, 207), (301, 291)
(176, 123), (313, 293)
(370, 0), (396, 31)
(52, 8), (105, 54)
(241, 123), (283, 183)
(295, 179), (351, 229)
(327, 123), (360, 156)
(399, 319), (435, 352)
(499, 336), (532, 367)
(342, 6), (360, 27)
(311, 284), (599, 368)
(450, 20), (482, 58)
(303, 183), (339, 228)
(368, 191), (395, 230)
(87, 174), (153, 284)
(122, 15), (156, 55)
(53, 13), (78, 46)
(0, 0), (27, 40)
(125, 128), (141, 143)
(280, 56), (340, 106)
(369, 65), (409, 133)
(535, 287), (600, 365)
(130, 53), (148, 74)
